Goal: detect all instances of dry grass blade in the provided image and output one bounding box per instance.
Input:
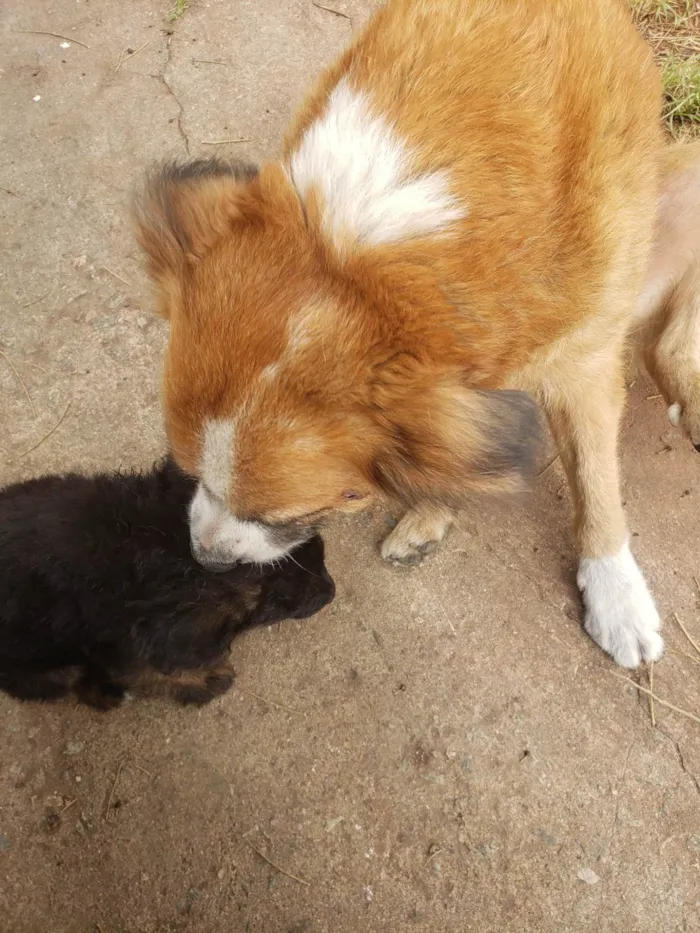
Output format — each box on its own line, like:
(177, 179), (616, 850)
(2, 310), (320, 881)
(104, 759), (126, 821)
(537, 454), (560, 477)
(610, 672), (700, 725)
(115, 41), (150, 73)
(649, 662), (656, 727)
(311, 1), (352, 19)
(201, 138), (253, 146)
(243, 837), (310, 886)
(667, 645), (700, 666)
(424, 844), (443, 867)
(19, 401), (71, 457)
(235, 687), (301, 714)
(103, 266), (132, 287)
(672, 611), (700, 656)
(16, 29), (91, 49)
(21, 288), (53, 309)
(0, 350), (36, 418)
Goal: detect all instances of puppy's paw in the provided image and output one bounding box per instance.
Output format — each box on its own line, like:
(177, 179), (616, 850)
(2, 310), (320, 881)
(77, 679), (126, 711)
(204, 667), (235, 698)
(380, 507), (452, 566)
(174, 666), (235, 706)
(577, 542), (663, 668)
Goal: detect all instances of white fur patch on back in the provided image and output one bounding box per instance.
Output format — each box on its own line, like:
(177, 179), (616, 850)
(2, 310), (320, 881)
(201, 418), (235, 501)
(289, 78), (465, 249)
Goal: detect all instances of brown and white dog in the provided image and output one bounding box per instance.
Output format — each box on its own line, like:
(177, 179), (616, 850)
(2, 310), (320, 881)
(133, 0), (699, 668)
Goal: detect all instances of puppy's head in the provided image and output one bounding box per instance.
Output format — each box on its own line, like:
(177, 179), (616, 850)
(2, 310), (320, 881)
(253, 534), (335, 626)
(133, 160), (541, 567)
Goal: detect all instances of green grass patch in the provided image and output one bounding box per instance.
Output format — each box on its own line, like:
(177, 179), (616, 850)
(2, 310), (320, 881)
(167, 0), (188, 22)
(663, 52), (700, 134)
(631, 0), (693, 25)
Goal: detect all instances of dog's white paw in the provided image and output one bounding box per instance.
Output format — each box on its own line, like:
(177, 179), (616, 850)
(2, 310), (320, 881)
(668, 402), (682, 427)
(577, 541), (663, 668)
(668, 399), (700, 451)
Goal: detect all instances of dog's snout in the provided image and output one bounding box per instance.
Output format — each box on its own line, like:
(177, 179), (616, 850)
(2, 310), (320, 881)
(190, 540), (238, 573)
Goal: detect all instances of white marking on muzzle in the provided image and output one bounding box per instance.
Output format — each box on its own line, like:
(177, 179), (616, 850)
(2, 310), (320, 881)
(188, 484), (302, 565)
(201, 418), (236, 501)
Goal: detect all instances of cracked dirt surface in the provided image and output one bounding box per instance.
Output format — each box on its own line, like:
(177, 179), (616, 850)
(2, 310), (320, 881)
(1, 2), (700, 931)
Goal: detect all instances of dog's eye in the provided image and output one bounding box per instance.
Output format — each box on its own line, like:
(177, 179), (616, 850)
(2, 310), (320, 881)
(342, 489), (364, 501)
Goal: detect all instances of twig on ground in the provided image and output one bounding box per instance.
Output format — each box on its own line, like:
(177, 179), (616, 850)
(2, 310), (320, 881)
(115, 41), (149, 73)
(103, 266), (132, 287)
(235, 687), (301, 714)
(21, 289), (53, 309)
(667, 645), (700, 667)
(19, 402), (71, 457)
(673, 611), (700, 657)
(16, 29), (90, 49)
(649, 662), (656, 727)
(610, 671), (700, 725)
(201, 138), (253, 146)
(0, 350), (36, 418)
(104, 759), (126, 821)
(243, 836), (310, 886)
(0, 185), (20, 197)
(311, 1), (352, 19)
(538, 454), (560, 477)
(424, 844), (443, 867)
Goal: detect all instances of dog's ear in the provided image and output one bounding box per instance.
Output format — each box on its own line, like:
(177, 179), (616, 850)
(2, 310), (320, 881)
(369, 355), (542, 506)
(131, 159), (259, 310)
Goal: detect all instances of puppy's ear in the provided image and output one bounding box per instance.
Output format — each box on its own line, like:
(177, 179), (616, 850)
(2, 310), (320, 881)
(131, 158), (258, 306)
(369, 356), (542, 506)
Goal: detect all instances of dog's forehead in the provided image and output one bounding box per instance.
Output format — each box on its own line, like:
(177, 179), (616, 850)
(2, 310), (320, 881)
(200, 418), (236, 500)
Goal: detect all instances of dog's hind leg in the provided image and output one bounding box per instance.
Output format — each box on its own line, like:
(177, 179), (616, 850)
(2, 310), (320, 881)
(540, 347), (663, 669)
(645, 262), (700, 449)
(640, 141), (700, 449)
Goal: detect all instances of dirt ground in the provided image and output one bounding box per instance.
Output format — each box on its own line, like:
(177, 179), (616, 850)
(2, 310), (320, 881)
(1, 2), (699, 931)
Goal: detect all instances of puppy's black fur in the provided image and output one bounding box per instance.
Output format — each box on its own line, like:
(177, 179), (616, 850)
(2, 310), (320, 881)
(0, 458), (334, 710)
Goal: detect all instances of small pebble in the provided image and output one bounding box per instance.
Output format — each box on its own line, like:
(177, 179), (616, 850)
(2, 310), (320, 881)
(32, 95), (41, 102)
(577, 867), (600, 885)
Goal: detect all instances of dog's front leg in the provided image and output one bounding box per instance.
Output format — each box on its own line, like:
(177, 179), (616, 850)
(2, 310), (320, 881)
(380, 503), (455, 565)
(542, 350), (663, 667)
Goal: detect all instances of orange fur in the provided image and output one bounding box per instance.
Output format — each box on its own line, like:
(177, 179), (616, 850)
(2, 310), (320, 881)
(134, 0), (662, 536)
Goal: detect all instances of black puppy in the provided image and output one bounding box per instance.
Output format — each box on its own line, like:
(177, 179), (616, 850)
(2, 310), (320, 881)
(0, 458), (334, 710)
